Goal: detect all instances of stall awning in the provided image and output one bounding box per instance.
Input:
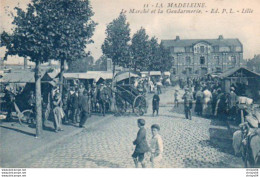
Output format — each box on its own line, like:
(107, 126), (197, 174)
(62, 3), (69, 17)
(114, 71), (140, 83)
(63, 71), (113, 81)
(150, 71), (161, 76)
(219, 67), (260, 79)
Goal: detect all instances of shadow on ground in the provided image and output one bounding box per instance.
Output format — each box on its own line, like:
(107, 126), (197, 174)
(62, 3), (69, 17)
(183, 157), (229, 168)
(83, 157), (121, 168)
(200, 127), (234, 155)
(0, 125), (35, 137)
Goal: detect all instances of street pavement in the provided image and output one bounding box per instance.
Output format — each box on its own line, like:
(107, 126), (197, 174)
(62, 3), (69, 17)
(6, 86), (244, 168)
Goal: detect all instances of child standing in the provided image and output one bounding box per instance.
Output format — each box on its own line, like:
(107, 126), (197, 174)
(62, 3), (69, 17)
(132, 119), (150, 168)
(152, 92), (160, 116)
(150, 124), (163, 168)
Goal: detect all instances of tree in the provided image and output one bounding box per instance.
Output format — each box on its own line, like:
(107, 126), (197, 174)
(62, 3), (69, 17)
(4, 0), (96, 137)
(147, 37), (160, 71)
(95, 55), (107, 71)
(247, 54), (260, 73)
(158, 42), (172, 72)
(4, 3), (53, 137)
(40, 0), (96, 94)
(0, 31), (11, 47)
(102, 13), (131, 76)
(131, 28), (150, 71)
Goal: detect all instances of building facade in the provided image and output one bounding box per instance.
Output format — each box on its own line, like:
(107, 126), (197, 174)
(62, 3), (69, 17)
(161, 35), (244, 76)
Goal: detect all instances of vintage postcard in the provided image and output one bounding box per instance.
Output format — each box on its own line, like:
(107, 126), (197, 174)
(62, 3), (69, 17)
(0, 0), (260, 173)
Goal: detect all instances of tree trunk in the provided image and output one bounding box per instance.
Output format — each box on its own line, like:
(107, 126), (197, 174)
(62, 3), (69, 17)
(110, 63), (116, 112)
(35, 60), (42, 138)
(59, 59), (65, 97)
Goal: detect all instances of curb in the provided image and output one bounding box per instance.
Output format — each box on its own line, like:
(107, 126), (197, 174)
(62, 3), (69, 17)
(6, 114), (113, 168)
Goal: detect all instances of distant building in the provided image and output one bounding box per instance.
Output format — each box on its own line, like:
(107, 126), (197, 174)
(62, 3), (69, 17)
(161, 35), (244, 76)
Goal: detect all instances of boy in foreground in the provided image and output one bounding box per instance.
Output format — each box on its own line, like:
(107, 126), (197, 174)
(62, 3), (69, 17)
(150, 124), (163, 168)
(132, 119), (150, 168)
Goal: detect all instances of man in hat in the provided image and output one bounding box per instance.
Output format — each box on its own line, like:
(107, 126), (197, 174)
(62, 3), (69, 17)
(182, 88), (193, 120)
(79, 90), (91, 128)
(3, 86), (15, 122)
(70, 88), (80, 124)
(150, 124), (163, 168)
(132, 119), (149, 168)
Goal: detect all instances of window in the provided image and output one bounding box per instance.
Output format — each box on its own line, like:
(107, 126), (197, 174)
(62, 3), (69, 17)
(172, 68), (176, 75)
(231, 56), (236, 66)
(230, 46), (235, 52)
(186, 68), (192, 74)
(214, 56), (220, 65)
(200, 57), (205, 65)
(214, 46), (219, 52)
(185, 56), (191, 65)
(200, 46), (205, 53)
(171, 57), (175, 64)
(185, 47), (191, 52)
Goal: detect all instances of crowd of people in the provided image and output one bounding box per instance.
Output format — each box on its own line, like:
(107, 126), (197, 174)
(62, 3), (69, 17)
(49, 81), (112, 132)
(173, 76), (242, 121)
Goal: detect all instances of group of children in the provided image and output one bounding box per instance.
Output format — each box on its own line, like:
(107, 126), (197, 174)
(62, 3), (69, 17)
(132, 119), (163, 168)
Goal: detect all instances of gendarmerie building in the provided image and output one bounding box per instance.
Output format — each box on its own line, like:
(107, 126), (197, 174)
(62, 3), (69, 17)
(161, 35), (244, 76)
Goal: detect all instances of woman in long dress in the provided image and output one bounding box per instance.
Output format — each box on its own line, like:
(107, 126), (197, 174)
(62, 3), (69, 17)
(202, 87), (212, 118)
(53, 93), (65, 132)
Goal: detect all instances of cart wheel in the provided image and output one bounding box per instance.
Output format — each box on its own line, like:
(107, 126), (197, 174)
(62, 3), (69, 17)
(133, 95), (147, 116)
(21, 110), (34, 125)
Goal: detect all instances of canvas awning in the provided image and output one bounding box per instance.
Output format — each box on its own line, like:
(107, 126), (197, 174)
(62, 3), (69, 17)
(63, 71), (113, 81)
(114, 71), (140, 83)
(219, 67), (260, 79)
(150, 71), (161, 76)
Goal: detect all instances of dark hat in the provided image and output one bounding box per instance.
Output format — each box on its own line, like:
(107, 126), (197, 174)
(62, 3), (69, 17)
(137, 119), (145, 126)
(151, 124), (160, 131)
(185, 88), (189, 91)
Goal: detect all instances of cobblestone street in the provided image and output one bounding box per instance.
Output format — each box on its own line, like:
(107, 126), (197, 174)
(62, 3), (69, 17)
(19, 87), (243, 168)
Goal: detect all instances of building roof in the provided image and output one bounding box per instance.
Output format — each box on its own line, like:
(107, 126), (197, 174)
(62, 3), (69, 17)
(219, 67), (260, 79)
(161, 38), (242, 48)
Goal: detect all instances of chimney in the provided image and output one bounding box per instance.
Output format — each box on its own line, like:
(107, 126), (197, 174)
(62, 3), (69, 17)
(218, 35), (224, 40)
(175, 36), (180, 41)
(24, 57), (28, 69)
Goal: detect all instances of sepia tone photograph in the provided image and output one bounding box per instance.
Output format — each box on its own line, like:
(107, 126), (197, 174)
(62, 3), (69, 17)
(0, 0), (260, 170)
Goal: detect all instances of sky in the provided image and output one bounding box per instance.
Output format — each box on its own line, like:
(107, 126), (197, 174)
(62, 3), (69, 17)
(0, 0), (260, 64)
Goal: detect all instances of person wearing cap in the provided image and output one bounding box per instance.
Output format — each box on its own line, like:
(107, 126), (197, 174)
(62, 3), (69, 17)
(132, 119), (149, 168)
(150, 124), (163, 168)
(182, 88), (193, 120)
(70, 88), (80, 124)
(78, 90), (91, 128)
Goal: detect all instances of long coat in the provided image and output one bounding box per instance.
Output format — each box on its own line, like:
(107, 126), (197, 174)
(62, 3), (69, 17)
(152, 94), (160, 110)
(133, 127), (150, 153)
(70, 93), (80, 109)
